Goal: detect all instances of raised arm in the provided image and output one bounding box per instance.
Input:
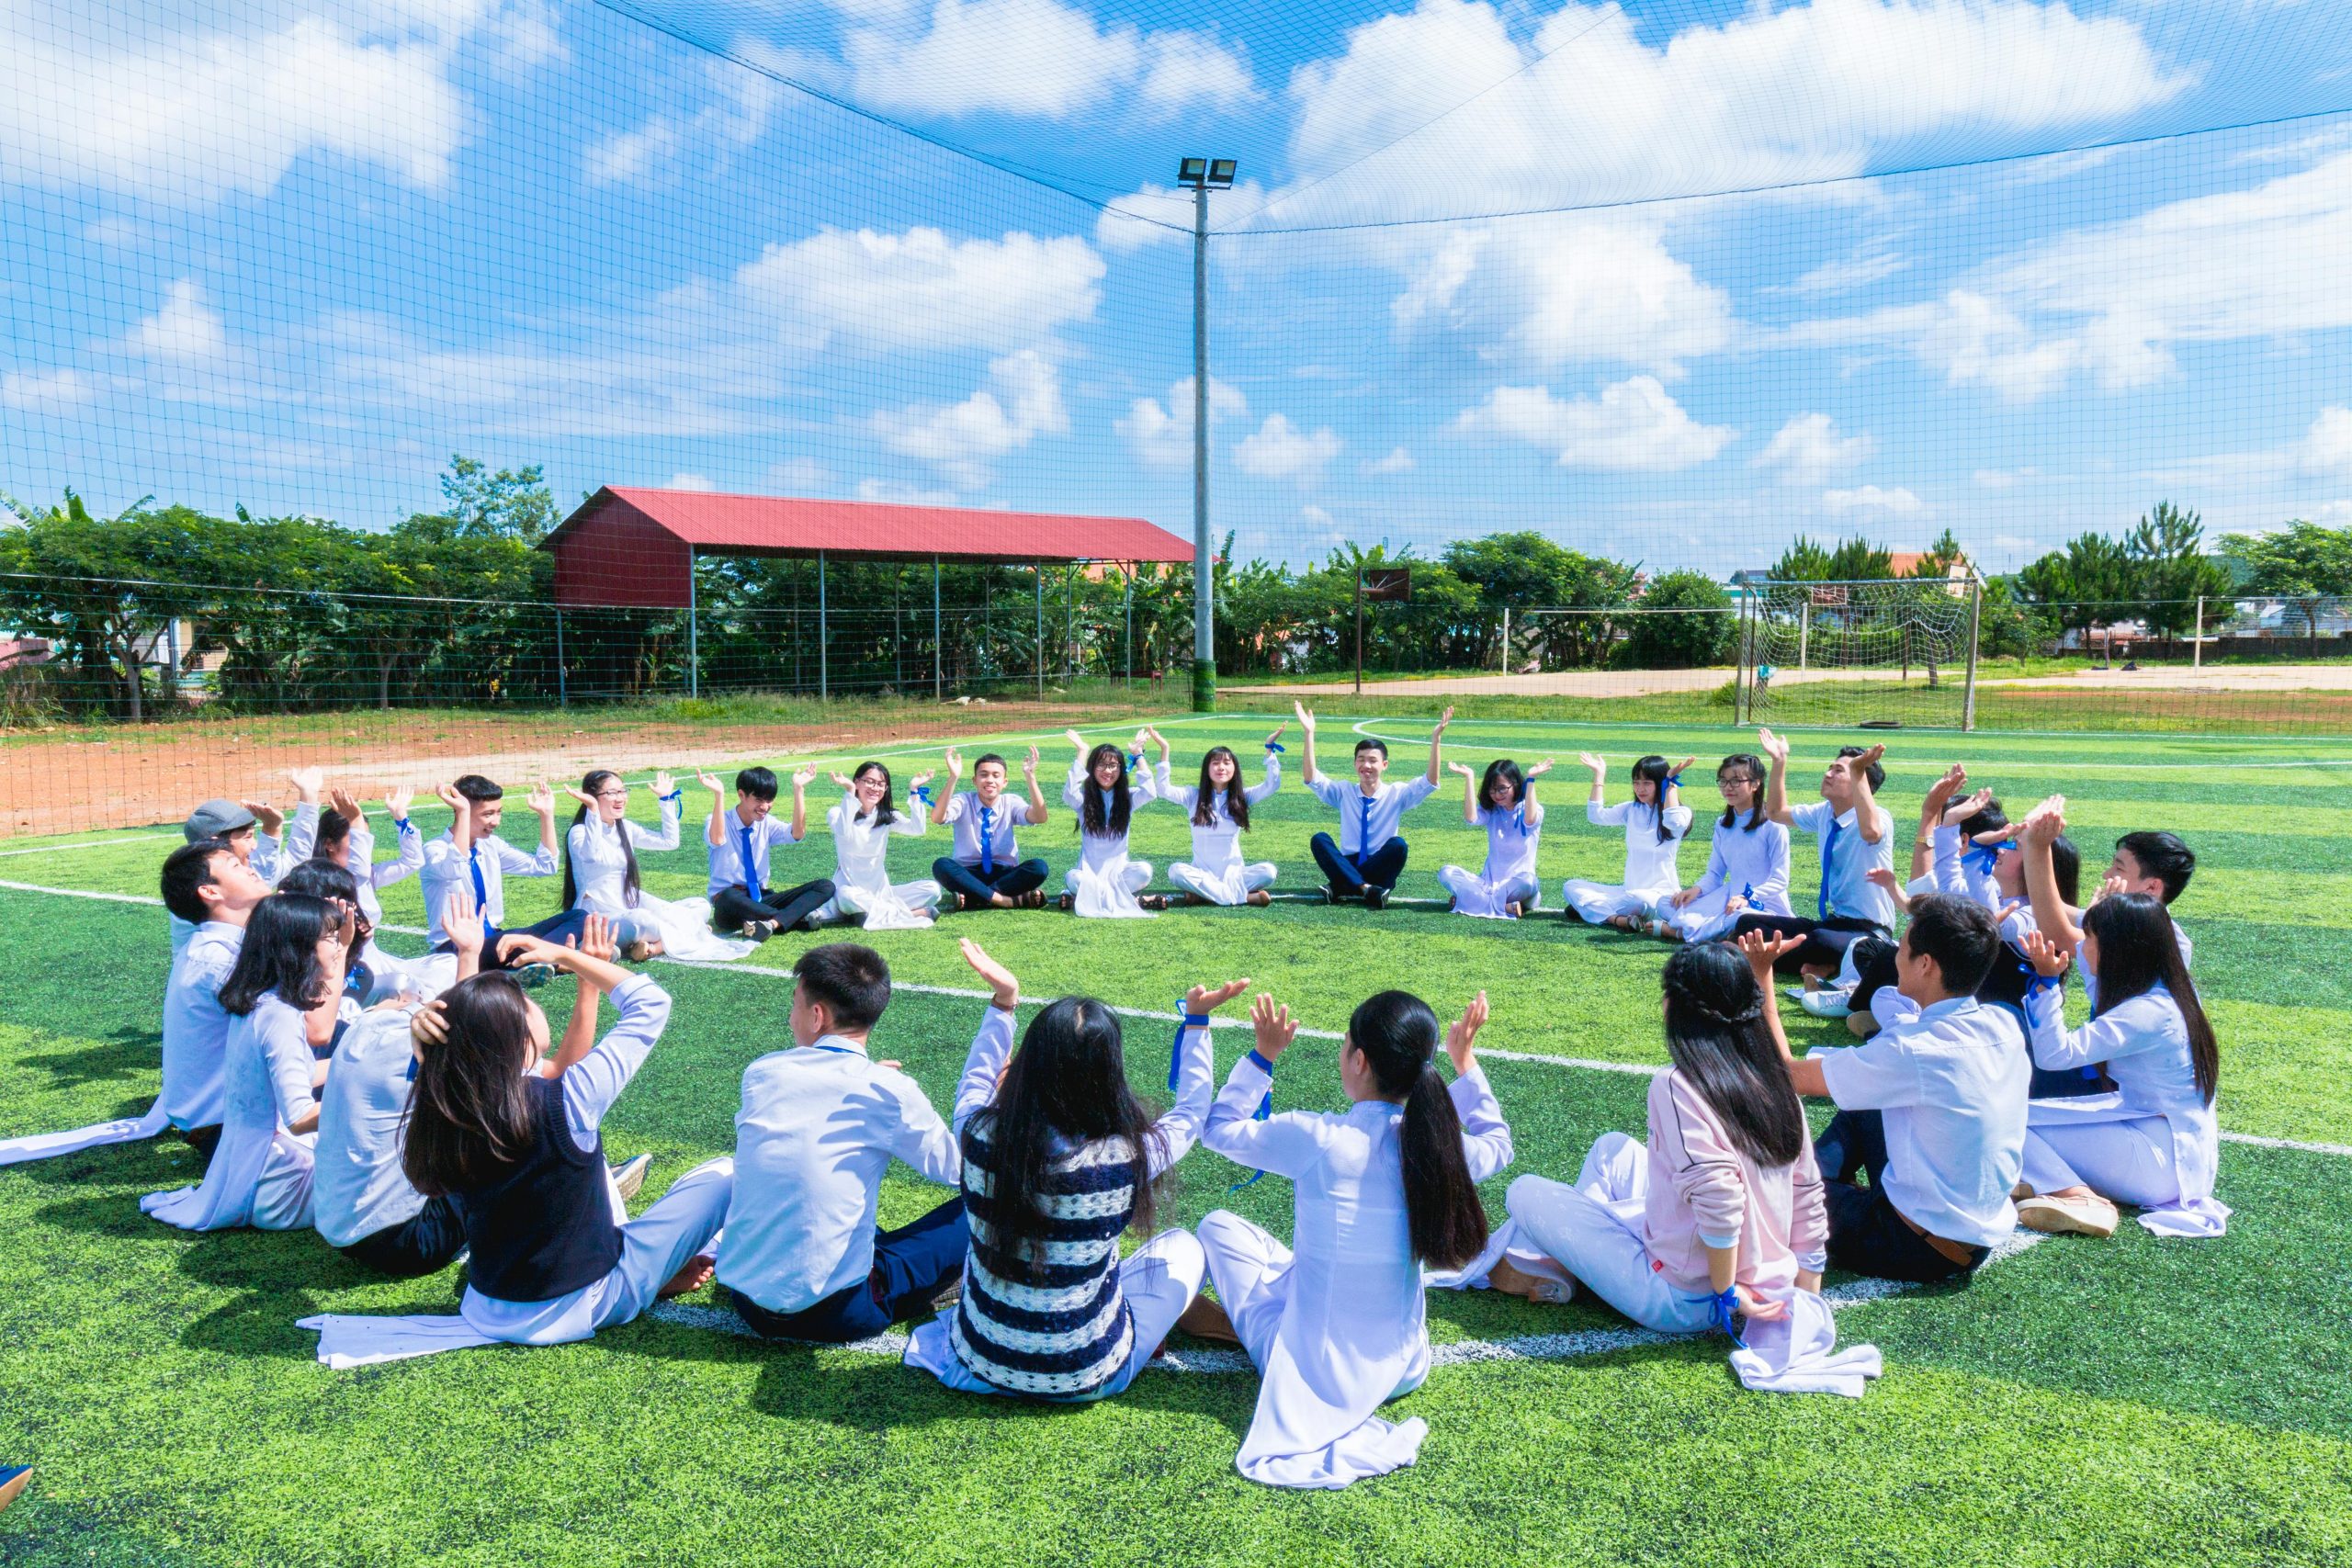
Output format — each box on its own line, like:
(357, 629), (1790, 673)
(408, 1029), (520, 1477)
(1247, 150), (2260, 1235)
(1740, 930), (1826, 1098)
(895, 773), (934, 836)
(1661, 755), (1696, 817)
(1150, 976), (1251, 1176)
(1913, 766), (1966, 884)
(1250, 724), (1287, 804)
(790, 767), (814, 843)
(1845, 745), (1888, 842)
(1444, 992), (1513, 1181)
(933, 750), (961, 825)
(1579, 751), (1608, 807)
(1426, 705), (1453, 786)
(1295, 701), (1321, 785)
(1451, 760), (1481, 823)
(1521, 757), (1552, 828)
(527, 781), (560, 864)
(542, 914), (620, 1080)
(700, 770), (729, 849)
(1021, 746), (1048, 825)
(2017, 799), (2084, 950)
(1758, 728), (1794, 827)
(629, 772), (683, 853)
(1203, 994), (1330, 1179)
(951, 938), (1022, 1134)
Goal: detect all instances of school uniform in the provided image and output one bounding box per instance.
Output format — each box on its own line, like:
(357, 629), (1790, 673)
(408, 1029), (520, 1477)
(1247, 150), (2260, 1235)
(420, 829), (588, 968)
(287, 807), (425, 927)
(168, 829), (285, 955)
(931, 790), (1050, 905)
(1562, 797), (1693, 924)
(452, 976), (734, 1347)
(718, 1024), (969, 1343)
(571, 795), (754, 962)
(312, 1006), (465, 1277)
(1159, 751), (1282, 906)
(1438, 802), (1544, 919)
(1062, 759), (1159, 918)
(903, 1007), (1215, 1401)
(1664, 815), (1793, 942)
(815, 795), (943, 930)
(2023, 980), (2227, 1236)
(1195, 1051), (1515, 1489)
(161, 920), (245, 1139)
(142, 992), (333, 1232)
(706, 807), (836, 934)
(1504, 1068), (1828, 1333)
(1732, 800), (1896, 968)
(1810, 995), (2030, 1282)
(1306, 773), (1436, 897)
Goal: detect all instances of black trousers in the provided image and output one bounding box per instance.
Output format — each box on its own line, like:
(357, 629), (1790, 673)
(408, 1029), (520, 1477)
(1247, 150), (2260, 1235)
(337, 1194), (467, 1278)
(711, 880), (836, 932)
(728, 1196), (968, 1344)
(1309, 833), (1408, 895)
(1815, 1109), (1987, 1283)
(932, 857), (1049, 903)
(1730, 911), (1888, 973)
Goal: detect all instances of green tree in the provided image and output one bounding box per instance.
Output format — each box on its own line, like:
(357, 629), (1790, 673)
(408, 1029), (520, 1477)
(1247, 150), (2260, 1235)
(417, 456), (560, 545)
(0, 491), (221, 718)
(2125, 502), (2232, 636)
(1771, 535), (1892, 581)
(2015, 532), (2139, 643)
(1622, 570), (1733, 668)
(2220, 520), (2352, 638)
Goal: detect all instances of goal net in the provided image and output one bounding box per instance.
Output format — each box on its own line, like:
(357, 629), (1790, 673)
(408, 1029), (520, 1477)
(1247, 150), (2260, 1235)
(1739, 577), (1982, 731)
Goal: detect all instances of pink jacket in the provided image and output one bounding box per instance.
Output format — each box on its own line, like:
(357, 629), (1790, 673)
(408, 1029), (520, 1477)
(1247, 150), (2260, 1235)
(1643, 1067), (1828, 1296)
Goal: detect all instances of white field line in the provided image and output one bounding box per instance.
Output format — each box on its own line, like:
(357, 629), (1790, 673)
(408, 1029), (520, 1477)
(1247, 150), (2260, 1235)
(0, 834), (180, 858)
(2, 875), (2343, 1160)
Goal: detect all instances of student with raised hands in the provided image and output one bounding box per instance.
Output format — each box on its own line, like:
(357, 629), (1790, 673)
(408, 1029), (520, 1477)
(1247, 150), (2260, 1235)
(812, 761), (943, 931)
(562, 767), (752, 963)
(903, 942), (1246, 1402)
(930, 746), (1051, 911)
(1740, 894), (2030, 1284)
(1560, 752), (1695, 930)
(419, 774), (589, 970)
(703, 765), (834, 941)
(1489, 941), (1826, 1340)
(1188, 985), (1512, 1489)
(1658, 752), (1792, 944)
(1730, 729), (1896, 974)
(2013, 899), (2226, 1240)
(141, 891), (356, 1233)
(1154, 723), (1286, 907)
(2014, 797), (2197, 1002)
(168, 795), (289, 954)
(1296, 700), (1452, 910)
(1437, 756), (1551, 919)
(1059, 728), (1164, 917)
(295, 782), (425, 928)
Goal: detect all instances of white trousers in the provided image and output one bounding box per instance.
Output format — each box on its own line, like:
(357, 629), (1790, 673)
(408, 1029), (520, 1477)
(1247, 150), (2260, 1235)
(1437, 866), (1539, 919)
(1561, 880), (1660, 925)
(1066, 861), (1155, 918)
(821, 879), (944, 931)
(1169, 861), (1277, 906)
(905, 1228), (1205, 1401)
(2022, 1118), (2179, 1209)
(460, 1156), (734, 1345)
(1663, 887), (1742, 943)
(1504, 1134), (1716, 1335)
(1193, 1210), (1430, 1402)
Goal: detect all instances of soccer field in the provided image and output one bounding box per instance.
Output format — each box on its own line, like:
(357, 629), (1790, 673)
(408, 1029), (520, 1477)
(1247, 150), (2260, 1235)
(3, 713), (2348, 1566)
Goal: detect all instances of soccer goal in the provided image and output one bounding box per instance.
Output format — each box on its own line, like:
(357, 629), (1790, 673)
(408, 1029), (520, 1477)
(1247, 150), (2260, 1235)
(1735, 576), (1984, 731)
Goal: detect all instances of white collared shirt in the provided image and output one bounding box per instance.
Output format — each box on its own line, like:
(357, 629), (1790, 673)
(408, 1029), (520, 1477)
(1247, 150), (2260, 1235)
(1586, 796), (1692, 899)
(419, 829), (560, 946)
(718, 1028), (966, 1314)
(706, 807), (802, 897)
(941, 790), (1030, 869)
(1157, 753), (1280, 872)
(161, 920), (244, 1128)
(1306, 773), (1438, 855)
(1790, 798), (1896, 928)
(312, 1006), (429, 1247)
(1815, 994), (2030, 1247)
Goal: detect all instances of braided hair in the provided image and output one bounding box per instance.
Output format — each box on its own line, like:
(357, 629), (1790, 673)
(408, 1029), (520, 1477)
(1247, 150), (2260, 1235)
(1659, 943), (1807, 1168)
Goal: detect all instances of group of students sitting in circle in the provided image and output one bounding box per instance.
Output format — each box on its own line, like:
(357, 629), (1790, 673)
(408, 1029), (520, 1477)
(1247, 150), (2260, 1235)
(0, 720), (2222, 1489)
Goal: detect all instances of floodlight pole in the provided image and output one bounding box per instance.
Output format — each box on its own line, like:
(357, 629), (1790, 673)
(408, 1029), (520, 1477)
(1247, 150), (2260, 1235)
(1180, 156), (1234, 713)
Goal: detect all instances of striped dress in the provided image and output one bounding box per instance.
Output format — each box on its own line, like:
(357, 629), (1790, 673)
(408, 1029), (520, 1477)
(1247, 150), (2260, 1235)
(948, 1120), (1143, 1397)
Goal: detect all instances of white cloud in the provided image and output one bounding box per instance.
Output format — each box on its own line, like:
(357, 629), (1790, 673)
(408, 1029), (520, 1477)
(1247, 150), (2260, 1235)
(1235, 414), (1341, 483)
(1776, 243), (1910, 298)
(666, 472), (718, 491)
(1973, 467), (2038, 490)
(1272, 0), (2186, 227)
(1457, 377), (1734, 471)
(1368, 446), (1415, 475)
(2301, 406), (2352, 478)
(1388, 217), (1734, 376)
(856, 478), (966, 506)
(1094, 180), (1266, 253)
(844, 0), (1250, 119)
(1754, 414), (1874, 486)
(767, 456), (833, 491)
(133, 281), (231, 366)
(0, 1), (546, 206)
(872, 349), (1068, 489)
(1116, 377), (1247, 468)
(735, 226), (1103, 356)
(0, 367), (97, 413)
(584, 51), (787, 186)
(1824, 484), (1927, 516)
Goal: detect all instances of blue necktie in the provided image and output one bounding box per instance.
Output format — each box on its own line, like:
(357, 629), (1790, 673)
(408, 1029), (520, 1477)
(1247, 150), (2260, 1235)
(469, 845), (491, 934)
(978, 804), (995, 874)
(1817, 817), (1842, 919)
(740, 824), (762, 905)
(1359, 792), (1374, 865)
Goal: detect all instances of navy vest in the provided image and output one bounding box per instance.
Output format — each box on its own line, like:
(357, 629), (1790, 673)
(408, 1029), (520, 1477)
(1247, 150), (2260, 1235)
(453, 1075), (623, 1303)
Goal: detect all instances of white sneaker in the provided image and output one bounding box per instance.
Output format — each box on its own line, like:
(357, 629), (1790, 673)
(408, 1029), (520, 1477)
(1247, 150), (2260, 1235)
(1799, 989), (1853, 1020)
(1783, 985), (1812, 1001)
(610, 1154), (654, 1202)
(2017, 1192), (2119, 1238)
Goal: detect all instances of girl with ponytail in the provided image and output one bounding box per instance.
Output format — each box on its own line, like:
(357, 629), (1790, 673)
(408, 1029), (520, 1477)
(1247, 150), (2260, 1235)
(1487, 942), (1828, 1338)
(1188, 986), (1513, 1489)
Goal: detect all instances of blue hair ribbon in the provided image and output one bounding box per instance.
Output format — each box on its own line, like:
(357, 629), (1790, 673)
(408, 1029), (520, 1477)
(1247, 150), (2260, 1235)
(1963, 844), (2000, 877)
(1266, 741), (1286, 753)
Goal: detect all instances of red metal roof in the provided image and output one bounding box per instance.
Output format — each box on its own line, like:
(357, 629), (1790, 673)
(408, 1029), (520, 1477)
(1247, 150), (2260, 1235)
(549, 487), (1190, 564)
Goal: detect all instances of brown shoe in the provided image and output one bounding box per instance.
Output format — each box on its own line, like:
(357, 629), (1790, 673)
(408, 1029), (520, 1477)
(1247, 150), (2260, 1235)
(1019, 890), (1046, 909)
(1175, 1294), (1240, 1346)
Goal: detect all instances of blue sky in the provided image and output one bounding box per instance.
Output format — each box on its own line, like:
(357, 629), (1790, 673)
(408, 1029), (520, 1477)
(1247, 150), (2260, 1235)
(3, 0), (2349, 574)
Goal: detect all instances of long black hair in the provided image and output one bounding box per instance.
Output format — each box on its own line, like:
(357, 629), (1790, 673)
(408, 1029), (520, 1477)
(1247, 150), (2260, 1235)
(1193, 746), (1252, 829)
(2048, 835), (2082, 908)
(401, 972), (543, 1195)
(560, 769), (640, 909)
(312, 807), (355, 859)
(1717, 752), (1766, 831)
(1632, 754), (1677, 842)
(2084, 894), (2218, 1104)
(1478, 758), (1527, 815)
(1348, 991), (1489, 1269)
(1660, 943), (1808, 1167)
(1076, 743), (1134, 839)
(849, 761), (899, 827)
(218, 893), (341, 1017)
(281, 858), (371, 947)
(962, 995), (1162, 1281)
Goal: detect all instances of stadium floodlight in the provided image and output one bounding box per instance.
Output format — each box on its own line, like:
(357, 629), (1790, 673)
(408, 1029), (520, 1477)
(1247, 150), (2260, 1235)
(1175, 155), (1238, 710)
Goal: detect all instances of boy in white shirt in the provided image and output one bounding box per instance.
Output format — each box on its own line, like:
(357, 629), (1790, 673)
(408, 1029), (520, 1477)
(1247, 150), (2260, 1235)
(1295, 700), (1452, 909)
(703, 765), (834, 939)
(158, 837), (273, 1158)
(168, 797), (288, 954)
(1733, 728), (1895, 973)
(1744, 894), (2029, 1283)
(418, 773), (588, 968)
(718, 943), (971, 1342)
(929, 748), (1051, 910)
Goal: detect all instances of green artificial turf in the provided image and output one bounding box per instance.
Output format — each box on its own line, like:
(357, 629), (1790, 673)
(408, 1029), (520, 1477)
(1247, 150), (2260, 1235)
(3, 713), (2350, 1565)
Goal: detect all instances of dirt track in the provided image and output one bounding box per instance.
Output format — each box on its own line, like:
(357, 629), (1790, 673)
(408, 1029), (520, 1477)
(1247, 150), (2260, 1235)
(1227, 663), (2352, 698)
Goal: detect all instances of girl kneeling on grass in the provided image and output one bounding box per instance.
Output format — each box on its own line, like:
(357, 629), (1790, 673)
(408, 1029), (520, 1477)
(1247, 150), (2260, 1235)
(1487, 941), (1827, 1336)
(401, 942), (730, 1346)
(901, 941), (1249, 1401)
(1185, 987), (1513, 1489)
(2016, 894), (2227, 1239)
